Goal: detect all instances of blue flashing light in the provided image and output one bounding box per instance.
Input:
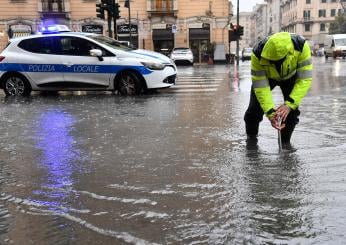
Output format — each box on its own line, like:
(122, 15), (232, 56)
(41, 24), (71, 34)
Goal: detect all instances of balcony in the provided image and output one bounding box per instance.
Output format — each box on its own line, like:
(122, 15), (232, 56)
(147, 0), (178, 17)
(282, 17), (317, 29)
(300, 17), (315, 23)
(39, 0), (70, 20)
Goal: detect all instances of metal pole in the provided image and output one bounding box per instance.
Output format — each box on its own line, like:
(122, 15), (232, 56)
(107, 10), (113, 38)
(236, 0), (239, 66)
(113, 0), (117, 39)
(128, 0), (132, 45)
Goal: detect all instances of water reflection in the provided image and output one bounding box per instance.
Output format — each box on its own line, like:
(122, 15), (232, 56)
(34, 109), (85, 210)
(232, 65), (240, 92)
(244, 149), (314, 243)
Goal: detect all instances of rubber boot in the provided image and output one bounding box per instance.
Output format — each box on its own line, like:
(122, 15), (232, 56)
(280, 124), (295, 150)
(245, 123), (259, 150)
(245, 123), (259, 139)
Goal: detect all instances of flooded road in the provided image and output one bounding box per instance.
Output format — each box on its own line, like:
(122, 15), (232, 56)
(0, 57), (346, 244)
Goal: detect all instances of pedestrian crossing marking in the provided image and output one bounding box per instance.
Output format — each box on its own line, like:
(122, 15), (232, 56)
(175, 81), (220, 85)
(163, 88), (218, 93)
(172, 84), (219, 88)
(159, 74), (225, 94)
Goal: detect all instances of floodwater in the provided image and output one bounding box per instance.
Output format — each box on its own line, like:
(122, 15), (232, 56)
(0, 57), (346, 244)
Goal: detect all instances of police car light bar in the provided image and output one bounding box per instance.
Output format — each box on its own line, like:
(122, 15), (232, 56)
(41, 25), (71, 34)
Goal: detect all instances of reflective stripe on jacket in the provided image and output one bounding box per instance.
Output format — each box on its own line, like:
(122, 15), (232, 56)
(251, 32), (312, 118)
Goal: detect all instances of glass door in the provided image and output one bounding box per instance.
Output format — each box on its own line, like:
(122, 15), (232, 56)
(190, 39), (209, 63)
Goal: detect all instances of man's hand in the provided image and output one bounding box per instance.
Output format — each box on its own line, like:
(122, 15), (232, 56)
(275, 104), (291, 122)
(269, 115), (285, 130)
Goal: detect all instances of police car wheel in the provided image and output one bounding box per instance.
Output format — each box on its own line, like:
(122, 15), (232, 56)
(3, 74), (31, 96)
(116, 72), (143, 96)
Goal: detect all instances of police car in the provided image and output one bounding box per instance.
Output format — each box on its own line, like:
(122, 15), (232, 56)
(0, 26), (176, 96)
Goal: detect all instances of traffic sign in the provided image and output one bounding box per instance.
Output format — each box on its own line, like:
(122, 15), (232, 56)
(172, 24), (177, 33)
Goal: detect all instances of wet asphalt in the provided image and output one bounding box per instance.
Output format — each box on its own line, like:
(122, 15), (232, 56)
(0, 57), (346, 244)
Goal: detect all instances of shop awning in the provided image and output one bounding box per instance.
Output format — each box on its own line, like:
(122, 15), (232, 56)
(189, 28), (210, 40)
(152, 29), (174, 41)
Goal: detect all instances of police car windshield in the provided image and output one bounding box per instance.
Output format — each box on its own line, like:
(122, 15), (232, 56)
(89, 35), (133, 51)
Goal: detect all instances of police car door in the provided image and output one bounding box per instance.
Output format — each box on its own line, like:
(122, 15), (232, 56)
(17, 36), (65, 86)
(58, 36), (113, 88)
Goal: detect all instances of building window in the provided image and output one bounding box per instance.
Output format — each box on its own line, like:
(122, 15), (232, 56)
(331, 0), (337, 2)
(306, 0), (311, 3)
(331, 9), (336, 16)
(318, 9), (326, 17)
(320, 23), (326, 31)
(305, 23), (311, 32)
(321, 0), (326, 3)
(303, 10), (311, 20)
(42, 0), (65, 12)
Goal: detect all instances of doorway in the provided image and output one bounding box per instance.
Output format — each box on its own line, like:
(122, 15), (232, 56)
(190, 39), (209, 63)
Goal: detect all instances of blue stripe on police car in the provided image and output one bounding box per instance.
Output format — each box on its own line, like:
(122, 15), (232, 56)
(0, 63), (153, 75)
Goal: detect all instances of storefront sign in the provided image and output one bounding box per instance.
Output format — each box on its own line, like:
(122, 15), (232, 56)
(117, 24), (138, 36)
(188, 23), (210, 29)
(152, 23), (167, 29)
(10, 24), (32, 32)
(188, 23), (203, 28)
(82, 25), (103, 34)
(202, 23), (210, 29)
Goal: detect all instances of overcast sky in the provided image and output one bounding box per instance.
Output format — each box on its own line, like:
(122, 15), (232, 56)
(231, 0), (264, 12)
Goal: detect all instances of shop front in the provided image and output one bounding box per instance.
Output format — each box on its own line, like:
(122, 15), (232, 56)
(189, 23), (210, 63)
(152, 24), (174, 57)
(117, 24), (138, 48)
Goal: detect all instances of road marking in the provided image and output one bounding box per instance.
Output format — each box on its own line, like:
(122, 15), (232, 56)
(176, 81), (220, 85)
(163, 88), (218, 93)
(172, 84), (219, 88)
(161, 75), (224, 94)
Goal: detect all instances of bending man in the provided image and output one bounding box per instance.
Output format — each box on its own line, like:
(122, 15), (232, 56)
(244, 32), (313, 146)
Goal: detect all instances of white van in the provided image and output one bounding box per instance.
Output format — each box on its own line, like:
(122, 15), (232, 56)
(324, 34), (346, 59)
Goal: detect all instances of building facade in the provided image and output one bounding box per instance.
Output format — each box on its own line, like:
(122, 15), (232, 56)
(0, 0), (231, 63)
(265, 0), (281, 35)
(281, 0), (345, 47)
(232, 0), (345, 53)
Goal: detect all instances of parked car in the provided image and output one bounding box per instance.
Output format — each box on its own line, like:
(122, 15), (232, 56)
(0, 27), (177, 96)
(170, 47), (194, 65)
(242, 47), (253, 61)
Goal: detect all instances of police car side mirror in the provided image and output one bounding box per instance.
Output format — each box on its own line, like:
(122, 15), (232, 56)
(90, 49), (104, 61)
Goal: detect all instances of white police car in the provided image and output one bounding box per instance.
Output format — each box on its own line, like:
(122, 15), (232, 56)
(0, 28), (176, 96)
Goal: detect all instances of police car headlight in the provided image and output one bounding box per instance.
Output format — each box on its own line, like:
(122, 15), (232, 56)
(141, 61), (165, 70)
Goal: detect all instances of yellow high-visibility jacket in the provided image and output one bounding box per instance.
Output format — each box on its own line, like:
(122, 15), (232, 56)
(251, 32), (313, 118)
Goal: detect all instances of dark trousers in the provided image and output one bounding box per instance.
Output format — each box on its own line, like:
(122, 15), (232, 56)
(244, 78), (300, 143)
